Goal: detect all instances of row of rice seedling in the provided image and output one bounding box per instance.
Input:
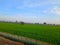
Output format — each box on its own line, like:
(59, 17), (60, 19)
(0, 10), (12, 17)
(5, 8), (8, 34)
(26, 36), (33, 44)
(0, 32), (52, 45)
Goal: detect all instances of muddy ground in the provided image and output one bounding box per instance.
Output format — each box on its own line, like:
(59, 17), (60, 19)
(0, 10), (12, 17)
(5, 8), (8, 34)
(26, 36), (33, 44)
(0, 36), (24, 45)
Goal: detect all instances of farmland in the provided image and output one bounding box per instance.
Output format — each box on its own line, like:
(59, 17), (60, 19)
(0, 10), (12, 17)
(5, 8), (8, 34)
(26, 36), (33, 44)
(0, 22), (60, 45)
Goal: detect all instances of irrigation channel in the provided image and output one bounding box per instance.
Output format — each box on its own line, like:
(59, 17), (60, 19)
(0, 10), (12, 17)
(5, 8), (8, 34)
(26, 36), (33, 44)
(0, 32), (52, 45)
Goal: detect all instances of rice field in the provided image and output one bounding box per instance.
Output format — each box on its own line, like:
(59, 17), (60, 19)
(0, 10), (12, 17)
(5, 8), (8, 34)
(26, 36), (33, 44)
(0, 22), (60, 45)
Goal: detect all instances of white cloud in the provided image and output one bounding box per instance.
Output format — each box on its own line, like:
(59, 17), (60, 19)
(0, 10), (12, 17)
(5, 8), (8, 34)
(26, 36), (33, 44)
(43, 6), (60, 15)
(49, 0), (60, 4)
(16, 0), (60, 9)
(9, 0), (60, 9)
(23, 2), (48, 8)
(16, 0), (49, 8)
(51, 6), (60, 15)
(0, 14), (40, 23)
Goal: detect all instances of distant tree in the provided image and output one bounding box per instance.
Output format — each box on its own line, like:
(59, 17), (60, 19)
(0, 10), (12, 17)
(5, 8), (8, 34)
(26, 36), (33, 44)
(43, 22), (47, 24)
(35, 23), (39, 24)
(16, 20), (18, 23)
(20, 21), (24, 25)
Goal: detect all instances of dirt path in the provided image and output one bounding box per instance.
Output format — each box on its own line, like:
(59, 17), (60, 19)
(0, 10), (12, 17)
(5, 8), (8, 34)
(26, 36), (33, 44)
(0, 36), (24, 45)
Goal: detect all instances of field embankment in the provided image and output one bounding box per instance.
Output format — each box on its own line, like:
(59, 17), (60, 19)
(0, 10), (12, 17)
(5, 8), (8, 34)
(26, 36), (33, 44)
(0, 32), (52, 45)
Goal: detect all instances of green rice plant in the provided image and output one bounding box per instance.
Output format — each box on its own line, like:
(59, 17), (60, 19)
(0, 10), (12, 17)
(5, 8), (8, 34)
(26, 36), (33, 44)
(0, 22), (60, 45)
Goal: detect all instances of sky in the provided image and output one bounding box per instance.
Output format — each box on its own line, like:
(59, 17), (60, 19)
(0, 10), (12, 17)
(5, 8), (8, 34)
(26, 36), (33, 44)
(0, 0), (60, 24)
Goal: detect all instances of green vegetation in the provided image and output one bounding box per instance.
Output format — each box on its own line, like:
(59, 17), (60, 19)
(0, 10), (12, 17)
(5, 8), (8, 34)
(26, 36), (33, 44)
(0, 22), (60, 45)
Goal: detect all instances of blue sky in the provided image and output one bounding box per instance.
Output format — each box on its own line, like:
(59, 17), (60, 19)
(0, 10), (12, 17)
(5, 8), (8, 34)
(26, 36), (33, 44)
(0, 0), (60, 24)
